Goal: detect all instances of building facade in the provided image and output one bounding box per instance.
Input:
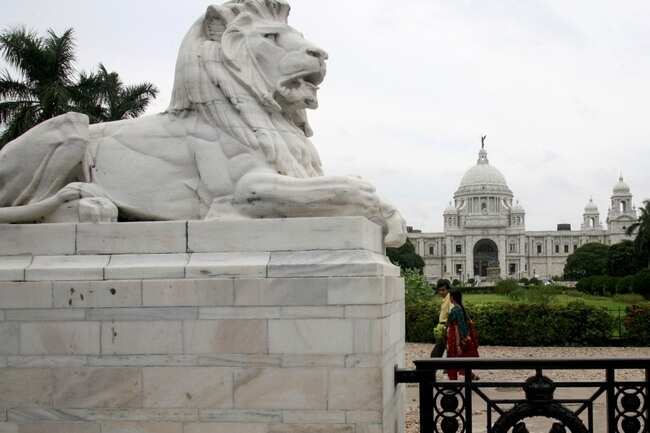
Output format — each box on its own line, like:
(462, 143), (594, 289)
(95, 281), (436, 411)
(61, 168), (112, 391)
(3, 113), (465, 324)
(408, 146), (638, 282)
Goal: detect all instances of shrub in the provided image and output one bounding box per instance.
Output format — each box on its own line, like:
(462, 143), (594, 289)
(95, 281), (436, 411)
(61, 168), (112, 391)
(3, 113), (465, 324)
(404, 269), (434, 305)
(576, 276), (596, 294)
(616, 275), (636, 294)
(508, 287), (528, 302)
(519, 278), (530, 286)
(633, 269), (650, 299)
(624, 305), (650, 345)
(405, 301), (614, 346)
(405, 299), (439, 343)
(495, 279), (520, 295)
(530, 277), (541, 286)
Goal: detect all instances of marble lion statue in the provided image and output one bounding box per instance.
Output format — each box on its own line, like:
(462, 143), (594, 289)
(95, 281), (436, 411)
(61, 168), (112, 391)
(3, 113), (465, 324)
(0, 0), (406, 247)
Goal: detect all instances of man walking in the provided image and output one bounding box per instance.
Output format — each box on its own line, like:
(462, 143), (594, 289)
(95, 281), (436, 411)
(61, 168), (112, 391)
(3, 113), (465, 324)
(431, 279), (452, 358)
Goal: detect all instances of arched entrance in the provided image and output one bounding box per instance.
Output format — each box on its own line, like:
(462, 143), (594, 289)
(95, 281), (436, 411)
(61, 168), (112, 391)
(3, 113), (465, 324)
(474, 239), (499, 278)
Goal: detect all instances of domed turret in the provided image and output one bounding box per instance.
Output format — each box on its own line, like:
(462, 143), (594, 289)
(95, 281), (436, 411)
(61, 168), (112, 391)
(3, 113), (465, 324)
(582, 198), (602, 230)
(584, 198), (599, 213)
(613, 175), (631, 195)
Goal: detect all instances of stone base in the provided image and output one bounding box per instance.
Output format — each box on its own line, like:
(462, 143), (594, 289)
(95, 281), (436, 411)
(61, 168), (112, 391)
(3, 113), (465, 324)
(0, 217), (405, 433)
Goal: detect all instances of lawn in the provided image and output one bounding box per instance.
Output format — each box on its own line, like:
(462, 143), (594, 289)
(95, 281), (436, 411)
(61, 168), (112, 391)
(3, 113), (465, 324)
(464, 293), (647, 312)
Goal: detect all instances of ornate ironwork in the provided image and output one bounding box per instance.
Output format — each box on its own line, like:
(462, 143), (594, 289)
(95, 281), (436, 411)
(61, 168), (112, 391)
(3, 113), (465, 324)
(395, 358), (650, 433)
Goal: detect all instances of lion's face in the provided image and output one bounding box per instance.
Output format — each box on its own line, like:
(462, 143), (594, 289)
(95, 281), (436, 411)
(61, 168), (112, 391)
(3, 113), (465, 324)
(204, 1), (328, 115)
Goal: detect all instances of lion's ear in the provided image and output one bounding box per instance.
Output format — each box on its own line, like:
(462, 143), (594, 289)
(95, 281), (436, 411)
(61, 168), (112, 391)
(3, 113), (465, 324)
(203, 5), (231, 41)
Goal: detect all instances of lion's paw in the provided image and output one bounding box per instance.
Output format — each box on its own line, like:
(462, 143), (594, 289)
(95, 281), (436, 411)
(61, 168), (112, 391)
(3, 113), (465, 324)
(384, 211), (407, 248)
(78, 198), (118, 223)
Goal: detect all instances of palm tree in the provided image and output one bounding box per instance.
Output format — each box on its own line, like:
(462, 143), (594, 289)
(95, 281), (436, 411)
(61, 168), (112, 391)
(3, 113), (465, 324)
(90, 64), (159, 122)
(0, 28), (77, 146)
(1, 28), (159, 148)
(626, 200), (650, 269)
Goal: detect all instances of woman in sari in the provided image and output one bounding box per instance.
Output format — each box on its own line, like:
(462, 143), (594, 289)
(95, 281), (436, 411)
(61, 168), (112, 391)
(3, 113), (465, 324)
(446, 290), (480, 380)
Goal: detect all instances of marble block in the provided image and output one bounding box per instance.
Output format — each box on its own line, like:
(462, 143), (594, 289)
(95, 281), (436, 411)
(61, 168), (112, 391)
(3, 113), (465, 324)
(76, 222), (187, 255)
(0, 256), (31, 281)
(186, 253), (269, 279)
(188, 217), (384, 254)
(105, 254), (189, 280)
(0, 224), (75, 256)
(26, 256), (109, 282)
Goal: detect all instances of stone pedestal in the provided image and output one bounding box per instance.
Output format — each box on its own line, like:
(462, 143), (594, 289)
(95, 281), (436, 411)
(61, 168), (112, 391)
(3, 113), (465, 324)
(0, 217), (405, 433)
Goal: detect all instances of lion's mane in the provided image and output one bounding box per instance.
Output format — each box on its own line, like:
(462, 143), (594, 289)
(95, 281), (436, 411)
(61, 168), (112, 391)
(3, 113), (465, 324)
(166, 0), (323, 178)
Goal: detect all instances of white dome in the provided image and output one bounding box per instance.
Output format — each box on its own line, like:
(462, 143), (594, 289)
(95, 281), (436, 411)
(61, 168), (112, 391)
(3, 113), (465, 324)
(455, 148), (512, 196)
(584, 198), (599, 213)
(613, 176), (630, 195)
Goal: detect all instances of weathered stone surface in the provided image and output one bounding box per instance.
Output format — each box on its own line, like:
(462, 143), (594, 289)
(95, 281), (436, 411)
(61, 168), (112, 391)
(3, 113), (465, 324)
(100, 422), (182, 433)
(53, 368), (142, 408)
(199, 307), (281, 320)
(198, 409), (281, 423)
(0, 224), (75, 256)
(268, 424), (354, 433)
(87, 355), (196, 367)
(235, 278), (327, 306)
(345, 411), (382, 423)
(234, 368), (327, 410)
(269, 320), (353, 355)
(0, 282), (51, 308)
(184, 320), (267, 354)
(0, 256), (31, 282)
(353, 320), (382, 354)
(143, 367), (232, 408)
(197, 354), (281, 368)
(186, 253), (269, 279)
(53, 281), (142, 308)
(88, 308), (197, 321)
(327, 278), (386, 305)
(20, 322), (100, 355)
(7, 356), (86, 368)
(282, 410), (345, 424)
(0, 324), (19, 355)
(0, 369), (53, 408)
(280, 355), (345, 368)
(142, 280), (233, 307)
(7, 408), (198, 422)
(26, 256), (108, 282)
(328, 369), (382, 410)
(76, 221), (187, 255)
(268, 250), (399, 278)
(184, 423), (268, 433)
(104, 254), (189, 280)
(6, 309), (86, 321)
(101, 322), (183, 355)
(279, 307), (343, 319)
(15, 423), (101, 433)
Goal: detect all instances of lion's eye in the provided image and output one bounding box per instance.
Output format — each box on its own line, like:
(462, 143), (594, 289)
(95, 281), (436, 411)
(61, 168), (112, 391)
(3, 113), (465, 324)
(264, 33), (279, 43)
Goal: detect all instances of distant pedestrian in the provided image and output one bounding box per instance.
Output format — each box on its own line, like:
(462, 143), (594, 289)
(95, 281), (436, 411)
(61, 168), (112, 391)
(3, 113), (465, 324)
(431, 279), (452, 358)
(446, 290), (480, 380)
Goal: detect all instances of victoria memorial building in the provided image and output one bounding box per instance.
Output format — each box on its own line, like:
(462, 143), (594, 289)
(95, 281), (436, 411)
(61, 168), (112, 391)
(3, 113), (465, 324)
(407, 146), (639, 282)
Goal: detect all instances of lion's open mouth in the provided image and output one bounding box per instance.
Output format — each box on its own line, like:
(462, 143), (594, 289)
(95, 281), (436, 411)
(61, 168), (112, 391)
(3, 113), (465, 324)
(276, 68), (325, 112)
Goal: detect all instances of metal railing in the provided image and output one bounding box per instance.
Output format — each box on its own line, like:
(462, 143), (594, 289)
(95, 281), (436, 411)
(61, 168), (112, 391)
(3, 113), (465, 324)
(395, 358), (650, 433)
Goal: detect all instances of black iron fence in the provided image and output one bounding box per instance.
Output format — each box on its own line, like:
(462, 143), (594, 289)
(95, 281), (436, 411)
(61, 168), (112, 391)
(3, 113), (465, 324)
(395, 358), (650, 433)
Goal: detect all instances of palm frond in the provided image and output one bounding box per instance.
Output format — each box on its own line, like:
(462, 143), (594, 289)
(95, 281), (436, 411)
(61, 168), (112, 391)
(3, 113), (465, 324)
(44, 28), (76, 85)
(0, 100), (37, 124)
(114, 82), (159, 120)
(0, 70), (35, 100)
(0, 103), (40, 148)
(0, 28), (46, 82)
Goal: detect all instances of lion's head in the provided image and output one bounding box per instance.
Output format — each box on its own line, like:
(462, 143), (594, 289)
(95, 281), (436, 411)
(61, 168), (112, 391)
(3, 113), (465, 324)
(167, 0), (328, 178)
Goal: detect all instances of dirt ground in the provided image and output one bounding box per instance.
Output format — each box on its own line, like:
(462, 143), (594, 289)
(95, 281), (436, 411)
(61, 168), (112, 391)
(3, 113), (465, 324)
(403, 343), (650, 433)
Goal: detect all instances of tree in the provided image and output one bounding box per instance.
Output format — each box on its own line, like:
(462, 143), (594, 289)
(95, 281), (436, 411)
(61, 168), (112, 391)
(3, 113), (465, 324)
(627, 200), (650, 269)
(607, 240), (644, 277)
(386, 238), (425, 273)
(75, 64), (158, 123)
(0, 28), (77, 145)
(0, 28), (158, 148)
(563, 243), (609, 280)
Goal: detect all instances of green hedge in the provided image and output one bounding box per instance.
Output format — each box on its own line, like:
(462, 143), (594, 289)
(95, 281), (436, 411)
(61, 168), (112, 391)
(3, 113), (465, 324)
(624, 305), (650, 345)
(406, 301), (614, 346)
(576, 269), (650, 298)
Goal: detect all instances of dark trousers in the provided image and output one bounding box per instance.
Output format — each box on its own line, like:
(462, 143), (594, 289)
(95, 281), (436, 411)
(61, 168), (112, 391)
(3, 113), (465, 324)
(431, 337), (446, 358)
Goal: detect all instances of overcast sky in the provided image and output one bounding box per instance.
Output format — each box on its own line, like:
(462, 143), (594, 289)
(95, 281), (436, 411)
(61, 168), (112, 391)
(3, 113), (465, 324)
(2, 0), (649, 232)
